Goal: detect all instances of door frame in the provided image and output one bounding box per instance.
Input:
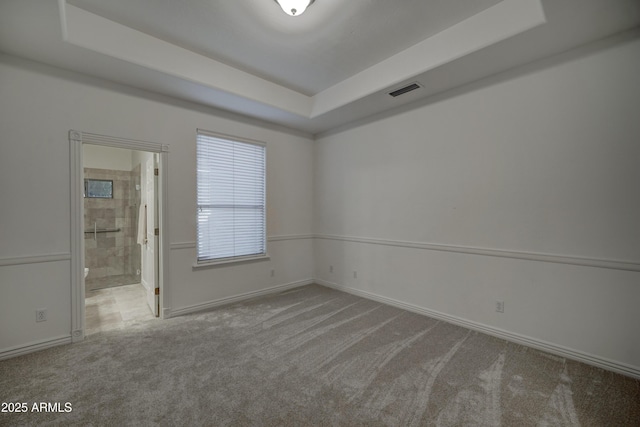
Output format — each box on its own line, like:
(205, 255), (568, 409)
(69, 130), (169, 342)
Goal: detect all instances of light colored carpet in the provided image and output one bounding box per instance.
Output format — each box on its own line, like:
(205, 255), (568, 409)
(1, 284), (638, 426)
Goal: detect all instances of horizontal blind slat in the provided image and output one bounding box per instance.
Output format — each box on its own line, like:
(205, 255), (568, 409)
(196, 131), (266, 262)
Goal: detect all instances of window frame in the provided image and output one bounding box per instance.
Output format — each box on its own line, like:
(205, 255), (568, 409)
(194, 129), (268, 267)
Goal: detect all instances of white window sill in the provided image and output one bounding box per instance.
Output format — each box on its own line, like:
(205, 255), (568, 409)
(192, 254), (270, 269)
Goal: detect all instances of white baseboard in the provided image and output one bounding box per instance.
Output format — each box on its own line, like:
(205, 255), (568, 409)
(0, 336), (72, 361)
(167, 278), (314, 318)
(315, 278), (640, 380)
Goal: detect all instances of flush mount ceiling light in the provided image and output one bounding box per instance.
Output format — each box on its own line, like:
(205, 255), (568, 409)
(274, 0), (315, 16)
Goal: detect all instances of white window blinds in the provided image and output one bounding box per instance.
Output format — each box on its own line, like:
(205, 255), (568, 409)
(196, 131), (266, 263)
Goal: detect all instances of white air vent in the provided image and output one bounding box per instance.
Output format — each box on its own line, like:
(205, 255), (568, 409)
(388, 82), (422, 97)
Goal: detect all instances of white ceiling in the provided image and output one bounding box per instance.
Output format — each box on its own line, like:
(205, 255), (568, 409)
(1, 0), (639, 135)
(67, 0), (503, 96)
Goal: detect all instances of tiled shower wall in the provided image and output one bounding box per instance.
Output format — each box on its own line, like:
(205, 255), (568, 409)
(84, 166), (141, 291)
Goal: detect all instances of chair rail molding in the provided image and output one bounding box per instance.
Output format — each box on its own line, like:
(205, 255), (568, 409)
(314, 234), (640, 273)
(0, 253), (71, 267)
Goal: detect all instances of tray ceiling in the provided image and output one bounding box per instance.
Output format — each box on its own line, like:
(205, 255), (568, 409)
(1, 0), (639, 134)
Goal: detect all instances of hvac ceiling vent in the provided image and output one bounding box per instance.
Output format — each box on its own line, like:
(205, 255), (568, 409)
(388, 82), (422, 98)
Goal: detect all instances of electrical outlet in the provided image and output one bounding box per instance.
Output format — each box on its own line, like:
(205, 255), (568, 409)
(36, 309), (47, 322)
(136, 269), (141, 275)
(353, 271), (358, 279)
(270, 269), (275, 277)
(496, 301), (504, 313)
(329, 265), (333, 273)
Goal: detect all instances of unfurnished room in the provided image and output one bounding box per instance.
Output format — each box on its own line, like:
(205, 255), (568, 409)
(1, 0), (639, 425)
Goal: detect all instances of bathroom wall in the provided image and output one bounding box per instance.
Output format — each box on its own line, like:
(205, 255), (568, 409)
(83, 144), (133, 170)
(83, 164), (141, 290)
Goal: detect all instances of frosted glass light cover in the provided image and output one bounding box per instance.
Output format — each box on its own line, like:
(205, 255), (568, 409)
(275, 0), (314, 16)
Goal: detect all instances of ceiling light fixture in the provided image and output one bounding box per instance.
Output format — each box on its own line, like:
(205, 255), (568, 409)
(274, 0), (315, 17)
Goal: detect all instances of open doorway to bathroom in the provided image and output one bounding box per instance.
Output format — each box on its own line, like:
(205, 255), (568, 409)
(69, 130), (168, 343)
(82, 144), (158, 335)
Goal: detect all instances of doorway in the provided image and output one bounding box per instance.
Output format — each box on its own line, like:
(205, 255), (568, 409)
(82, 145), (159, 334)
(69, 130), (169, 342)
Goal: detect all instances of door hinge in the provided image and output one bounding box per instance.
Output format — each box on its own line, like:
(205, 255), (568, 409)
(154, 168), (159, 176)
(154, 228), (159, 236)
(154, 288), (160, 296)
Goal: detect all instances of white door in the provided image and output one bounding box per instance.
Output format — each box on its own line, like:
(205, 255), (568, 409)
(142, 156), (159, 316)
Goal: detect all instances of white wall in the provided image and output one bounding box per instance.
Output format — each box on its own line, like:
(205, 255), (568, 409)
(313, 33), (640, 374)
(0, 54), (314, 356)
(83, 144), (132, 171)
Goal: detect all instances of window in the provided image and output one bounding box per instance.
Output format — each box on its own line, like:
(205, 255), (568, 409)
(84, 179), (113, 198)
(196, 130), (266, 264)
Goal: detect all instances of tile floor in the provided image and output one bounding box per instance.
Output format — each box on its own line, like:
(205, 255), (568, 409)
(85, 283), (155, 335)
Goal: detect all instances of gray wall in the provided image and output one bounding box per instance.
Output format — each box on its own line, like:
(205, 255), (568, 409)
(0, 53), (314, 355)
(1, 30), (639, 374)
(313, 33), (640, 372)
